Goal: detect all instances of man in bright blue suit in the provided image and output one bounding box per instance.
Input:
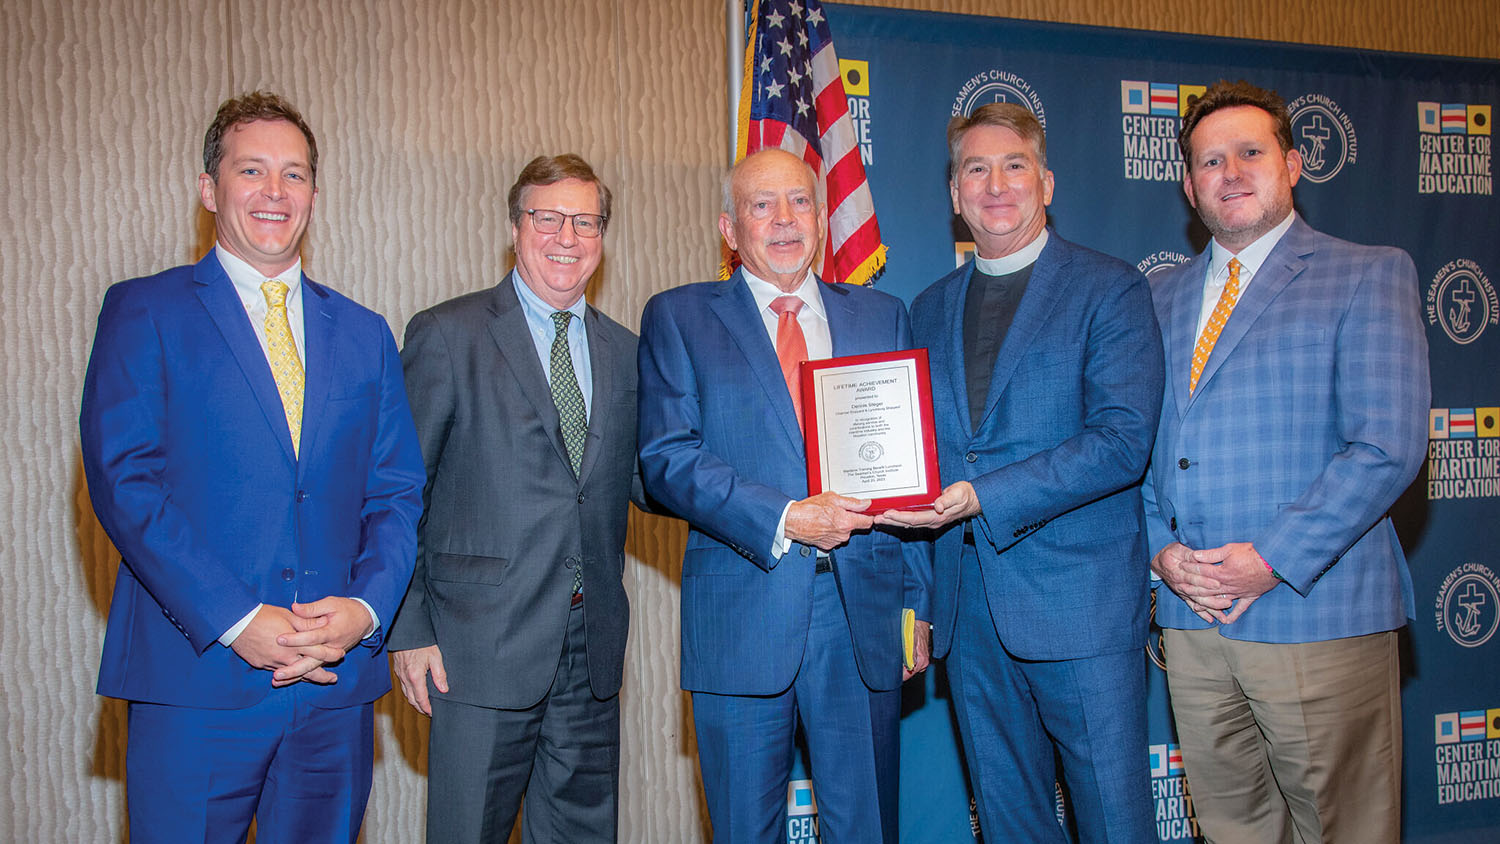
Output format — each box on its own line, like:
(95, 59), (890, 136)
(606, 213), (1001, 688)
(638, 149), (930, 844)
(79, 92), (424, 844)
(1144, 80), (1429, 844)
(882, 103), (1163, 843)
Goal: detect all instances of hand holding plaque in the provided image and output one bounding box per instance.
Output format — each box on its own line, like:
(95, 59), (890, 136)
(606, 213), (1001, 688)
(800, 349), (940, 512)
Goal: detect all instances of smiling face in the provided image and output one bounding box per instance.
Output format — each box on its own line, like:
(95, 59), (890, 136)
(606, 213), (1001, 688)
(198, 119), (316, 278)
(511, 178), (604, 310)
(719, 149), (826, 292)
(949, 124), (1054, 260)
(1182, 105), (1301, 253)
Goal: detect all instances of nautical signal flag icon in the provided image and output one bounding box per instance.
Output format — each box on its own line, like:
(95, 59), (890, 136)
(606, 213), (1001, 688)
(1121, 81), (1204, 116)
(786, 779), (818, 817)
(1462, 711), (1488, 741)
(1420, 101), (1492, 134)
(839, 59), (869, 97)
(1148, 743), (1185, 777)
(1490, 709), (1500, 739)
(1438, 712), (1459, 743)
(1430, 407), (1499, 438)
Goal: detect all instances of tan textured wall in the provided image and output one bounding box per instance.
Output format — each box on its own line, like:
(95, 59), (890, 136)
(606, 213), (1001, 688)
(1, 0), (1492, 840)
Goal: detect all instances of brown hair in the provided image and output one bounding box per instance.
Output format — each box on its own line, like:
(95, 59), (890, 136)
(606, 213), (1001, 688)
(1178, 80), (1293, 170)
(507, 154), (613, 232)
(947, 102), (1047, 178)
(202, 91), (318, 185)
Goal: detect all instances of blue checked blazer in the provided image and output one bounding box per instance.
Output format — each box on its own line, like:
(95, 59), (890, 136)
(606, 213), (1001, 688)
(1144, 216), (1430, 642)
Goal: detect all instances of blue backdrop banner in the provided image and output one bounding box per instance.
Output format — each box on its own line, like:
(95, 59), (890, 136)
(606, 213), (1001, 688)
(796, 4), (1500, 843)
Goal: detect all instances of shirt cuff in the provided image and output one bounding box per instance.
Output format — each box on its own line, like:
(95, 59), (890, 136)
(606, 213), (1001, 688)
(219, 604), (263, 647)
(352, 598), (380, 640)
(772, 502), (794, 559)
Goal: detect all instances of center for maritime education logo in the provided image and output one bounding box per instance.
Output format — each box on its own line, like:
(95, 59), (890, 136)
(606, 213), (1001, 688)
(1120, 80), (1205, 182)
(1427, 259), (1498, 345)
(1434, 707), (1500, 805)
(839, 59), (875, 167)
(1286, 94), (1357, 184)
(1418, 100), (1493, 195)
(1435, 562), (1500, 648)
(1148, 743), (1199, 841)
(952, 68), (1046, 125)
(786, 779), (821, 843)
(1428, 405), (1500, 501)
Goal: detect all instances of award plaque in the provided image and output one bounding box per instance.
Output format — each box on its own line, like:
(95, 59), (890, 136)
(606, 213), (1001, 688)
(800, 348), (940, 511)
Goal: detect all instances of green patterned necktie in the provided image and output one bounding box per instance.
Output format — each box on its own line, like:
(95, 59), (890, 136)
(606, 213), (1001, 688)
(549, 310), (588, 476)
(550, 310), (587, 600)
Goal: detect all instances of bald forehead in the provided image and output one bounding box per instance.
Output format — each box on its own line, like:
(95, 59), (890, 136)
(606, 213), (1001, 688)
(730, 150), (817, 203)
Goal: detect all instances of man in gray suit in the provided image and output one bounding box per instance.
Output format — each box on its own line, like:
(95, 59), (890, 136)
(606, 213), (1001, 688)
(389, 154), (645, 843)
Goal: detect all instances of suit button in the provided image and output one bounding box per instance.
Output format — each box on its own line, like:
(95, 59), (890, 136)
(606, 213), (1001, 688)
(295, 490), (308, 502)
(800, 547), (810, 557)
(281, 568), (295, 582)
(1170, 517), (1177, 531)
(577, 492), (586, 503)
(966, 452), (977, 463)
(1177, 458), (1190, 470)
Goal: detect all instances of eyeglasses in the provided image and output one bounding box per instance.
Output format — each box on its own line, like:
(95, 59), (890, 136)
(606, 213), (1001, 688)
(525, 209), (607, 238)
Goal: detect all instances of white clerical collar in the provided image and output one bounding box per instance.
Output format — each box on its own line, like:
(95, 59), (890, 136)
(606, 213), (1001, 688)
(974, 229), (1048, 276)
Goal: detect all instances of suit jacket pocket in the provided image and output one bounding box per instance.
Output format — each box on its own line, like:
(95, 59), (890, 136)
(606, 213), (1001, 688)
(428, 551), (510, 586)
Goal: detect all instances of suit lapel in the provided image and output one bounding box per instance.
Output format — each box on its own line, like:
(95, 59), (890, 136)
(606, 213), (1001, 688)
(486, 275), (573, 474)
(192, 253), (298, 462)
(296, 279), (335, 474)
(578, 306), (613, 485)
(1167, 252), (1211, 418)
(973, 235), (1070, 434)
(1189, 220), (1311, 401)
(940, 265), (975, 438)
(709, 272), (803, 454)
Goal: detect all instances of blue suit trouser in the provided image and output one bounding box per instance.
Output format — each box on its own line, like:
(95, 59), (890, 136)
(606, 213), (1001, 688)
(691, 571), (900, 844)
(125, 684), (373, 844)
(949, 546), (1153, 844)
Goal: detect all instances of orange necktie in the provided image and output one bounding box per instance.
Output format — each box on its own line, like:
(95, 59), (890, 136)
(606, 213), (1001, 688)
(769, 295), (809, 429)
(1189, 258), (1241, 394)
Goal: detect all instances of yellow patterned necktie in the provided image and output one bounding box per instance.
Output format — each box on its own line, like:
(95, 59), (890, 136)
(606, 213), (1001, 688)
(1188, 258), (1241, 394)
(261, 280), (305, 456)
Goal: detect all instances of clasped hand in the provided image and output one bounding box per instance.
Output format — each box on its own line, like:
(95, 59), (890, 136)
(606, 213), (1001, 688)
(1153, 541), (1280, 624)
(230, 597), (372, 686)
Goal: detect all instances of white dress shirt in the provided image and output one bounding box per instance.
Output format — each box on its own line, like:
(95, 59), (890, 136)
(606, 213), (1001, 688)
(741, 269), (832, 559)
(213, 246), (377, 647)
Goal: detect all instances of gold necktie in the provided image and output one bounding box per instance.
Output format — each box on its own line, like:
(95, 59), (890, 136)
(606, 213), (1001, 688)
(262, 280), (305, 456)
(1188, 258), (1241, 394)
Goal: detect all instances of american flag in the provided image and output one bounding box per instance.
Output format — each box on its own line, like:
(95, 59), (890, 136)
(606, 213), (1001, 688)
(733, 0), (885, 285)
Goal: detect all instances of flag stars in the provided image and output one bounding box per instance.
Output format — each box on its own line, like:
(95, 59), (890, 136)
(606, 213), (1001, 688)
(807, 7), (824, 24)
(760, 56), (772, 73)
(764, 80), (785, 100)
(789, 1), (804, 16)
(796, 99), (811, 118)
(766, 10), (785, 28)
(777, 37), (793, 56)
(796, 30), (809, 47)
(788, 66), (804, 85)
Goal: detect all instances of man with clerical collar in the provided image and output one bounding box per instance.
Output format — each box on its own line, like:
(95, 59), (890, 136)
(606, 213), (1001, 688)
(880, 102), (1164, 843)
(637, 148), (930, 844)
(389, 154), (649, 842)
(1144, 79), (1429, 844)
